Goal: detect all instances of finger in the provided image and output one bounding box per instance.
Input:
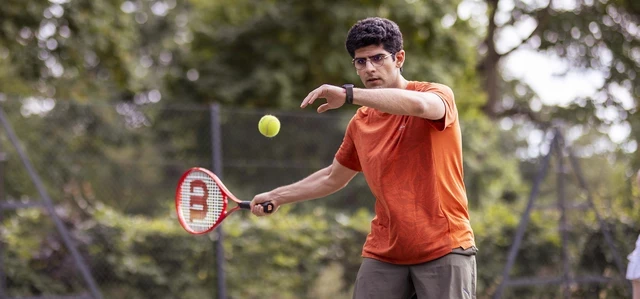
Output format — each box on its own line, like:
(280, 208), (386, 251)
(317, 103), (328, 113)
(300, 89), (318, 108)
(252, 205), (263, 216)
(303, 89), (320, 107)
(300, 93), (311, 108)
(308, 86), (325, 106)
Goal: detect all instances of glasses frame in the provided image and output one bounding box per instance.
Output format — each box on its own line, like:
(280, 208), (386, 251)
(351, 53), (394, 70)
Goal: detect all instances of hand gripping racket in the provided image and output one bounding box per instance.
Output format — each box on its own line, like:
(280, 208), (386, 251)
(175, 167), (274, 235)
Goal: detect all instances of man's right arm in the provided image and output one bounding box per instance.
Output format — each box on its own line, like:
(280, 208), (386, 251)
(250, 158), (358, 216)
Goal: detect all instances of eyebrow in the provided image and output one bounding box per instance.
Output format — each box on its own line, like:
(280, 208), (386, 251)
(354, 53), (388, 59)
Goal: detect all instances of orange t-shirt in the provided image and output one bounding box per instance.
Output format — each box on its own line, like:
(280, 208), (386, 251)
(335, 81), (475, 265)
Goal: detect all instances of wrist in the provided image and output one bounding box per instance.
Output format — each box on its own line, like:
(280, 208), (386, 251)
(269, 190), (285, 206)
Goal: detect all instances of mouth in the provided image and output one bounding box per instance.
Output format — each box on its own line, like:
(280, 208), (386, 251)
(367, 78), (381, 83)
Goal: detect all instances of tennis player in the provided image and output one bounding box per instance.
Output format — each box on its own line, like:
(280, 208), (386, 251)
(251, 17), (476, 298)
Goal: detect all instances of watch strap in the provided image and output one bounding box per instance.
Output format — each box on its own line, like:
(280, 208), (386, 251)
(342, 84), (354, 104)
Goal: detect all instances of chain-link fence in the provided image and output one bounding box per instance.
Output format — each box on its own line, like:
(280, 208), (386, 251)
(0, 99), (377, 299)
(0, 99), (634, 298)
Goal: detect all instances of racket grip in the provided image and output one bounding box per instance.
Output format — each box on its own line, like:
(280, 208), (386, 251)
(239, 201), (275, 214)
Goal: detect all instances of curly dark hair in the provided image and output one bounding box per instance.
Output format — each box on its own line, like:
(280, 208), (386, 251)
(345, 17), (403, 58)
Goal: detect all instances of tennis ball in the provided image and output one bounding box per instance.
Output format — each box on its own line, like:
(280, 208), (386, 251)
(258, 115), (280, 137)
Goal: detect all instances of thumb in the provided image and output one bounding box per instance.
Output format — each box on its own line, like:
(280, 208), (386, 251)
(317, 104), (329, 113)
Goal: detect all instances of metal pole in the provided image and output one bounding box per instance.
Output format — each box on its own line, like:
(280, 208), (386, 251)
(554, 131), (570, 299)
(210, 103), (226, 299)
(493, 132), (558, 299)
(566, 141), (632, 295)
(0, 106), (102, 299)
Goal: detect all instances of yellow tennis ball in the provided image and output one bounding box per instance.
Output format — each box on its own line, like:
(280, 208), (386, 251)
(258, 115), (280, 137)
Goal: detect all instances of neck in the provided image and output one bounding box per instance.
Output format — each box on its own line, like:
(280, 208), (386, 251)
(393, 75), (409, 89)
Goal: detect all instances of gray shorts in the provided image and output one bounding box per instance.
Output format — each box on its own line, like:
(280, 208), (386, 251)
(353, 247), (477, 299)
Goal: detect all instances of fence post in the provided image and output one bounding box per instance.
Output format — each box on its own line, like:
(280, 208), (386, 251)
(0, 148), (5, 298)
(554, 131), (570, 299)
(210, 103), (227, 299)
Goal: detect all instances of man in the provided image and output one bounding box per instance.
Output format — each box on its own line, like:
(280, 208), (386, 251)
(251, 17), (476, 298)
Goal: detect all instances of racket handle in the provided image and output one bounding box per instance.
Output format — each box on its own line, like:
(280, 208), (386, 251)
(239, 201), (275, 214)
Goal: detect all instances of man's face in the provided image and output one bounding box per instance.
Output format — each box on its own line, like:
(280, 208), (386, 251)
(353, 45), (404, 89)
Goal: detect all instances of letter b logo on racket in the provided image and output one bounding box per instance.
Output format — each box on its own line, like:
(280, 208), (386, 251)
(189, 180), (209, 222)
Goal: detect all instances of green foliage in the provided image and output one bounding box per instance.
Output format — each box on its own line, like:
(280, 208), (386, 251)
(0, 0), (638, 298)
(1, 202), (373, 298)
(493, 0), (640, 171)
(167, 0), (475, 109)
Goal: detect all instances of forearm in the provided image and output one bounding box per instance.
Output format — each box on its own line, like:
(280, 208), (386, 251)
(352, 88), (444, 119)
(269, 166), (347, 205)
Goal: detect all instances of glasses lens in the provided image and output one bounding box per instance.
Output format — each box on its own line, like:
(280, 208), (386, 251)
(354, 58), (366, 70)
(371, 55), (386, 67)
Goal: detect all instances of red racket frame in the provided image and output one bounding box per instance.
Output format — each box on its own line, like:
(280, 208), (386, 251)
(175, 167), (272, 235)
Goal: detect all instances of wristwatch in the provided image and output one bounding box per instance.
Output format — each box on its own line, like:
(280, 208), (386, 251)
(342, 84), (354, 104)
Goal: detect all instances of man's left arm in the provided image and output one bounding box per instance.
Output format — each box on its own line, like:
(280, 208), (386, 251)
(300, 84), (446, 120)
(352, 88), (445, 120)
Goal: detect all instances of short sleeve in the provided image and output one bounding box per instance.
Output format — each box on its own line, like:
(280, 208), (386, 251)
(426, 84), (457, 131)
(334, 118), (362, 172)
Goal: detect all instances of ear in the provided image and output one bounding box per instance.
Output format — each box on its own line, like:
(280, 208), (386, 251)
(395, 50), (405, 68)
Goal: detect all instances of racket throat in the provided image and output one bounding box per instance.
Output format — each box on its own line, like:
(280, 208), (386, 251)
(238, 201), (251, 209)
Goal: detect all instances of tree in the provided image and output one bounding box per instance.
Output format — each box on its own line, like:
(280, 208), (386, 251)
(479, 0), (639, 122)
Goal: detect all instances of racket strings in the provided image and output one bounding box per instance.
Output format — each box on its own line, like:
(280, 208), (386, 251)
(179, 171), (225, 233)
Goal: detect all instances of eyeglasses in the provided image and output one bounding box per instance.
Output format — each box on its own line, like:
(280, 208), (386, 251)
(352, 53), (394, 70)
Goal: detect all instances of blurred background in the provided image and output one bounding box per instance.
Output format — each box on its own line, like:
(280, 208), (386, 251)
(0, 0), (639, 298)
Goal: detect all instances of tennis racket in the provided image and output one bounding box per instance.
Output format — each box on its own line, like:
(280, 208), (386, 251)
(175, 167), (274, 235)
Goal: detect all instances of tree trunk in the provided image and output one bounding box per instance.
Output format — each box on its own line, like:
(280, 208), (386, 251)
(480, 0), (501, 119)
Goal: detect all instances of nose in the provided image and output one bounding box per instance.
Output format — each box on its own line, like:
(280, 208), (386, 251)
(362, 60), (377, 72)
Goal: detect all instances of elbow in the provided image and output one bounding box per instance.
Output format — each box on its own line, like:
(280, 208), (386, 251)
(414, 96), (445, 120)
(411, 99), (430, 118)
(325, 173), (347, 192)
(324, 166), (351, 192)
